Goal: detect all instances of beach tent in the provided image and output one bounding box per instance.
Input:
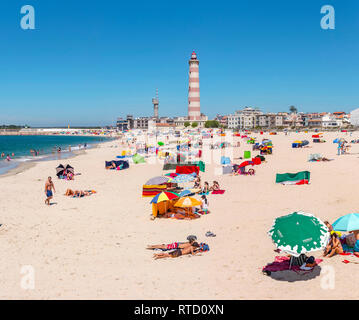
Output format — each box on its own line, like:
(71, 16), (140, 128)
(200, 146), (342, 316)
(133, 153), (145, 164)
(152, 199), (176, 217)
(275, 171), (310, 185)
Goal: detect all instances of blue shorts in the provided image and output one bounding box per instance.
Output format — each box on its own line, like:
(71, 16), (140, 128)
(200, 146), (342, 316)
(46, 190), (53, 198)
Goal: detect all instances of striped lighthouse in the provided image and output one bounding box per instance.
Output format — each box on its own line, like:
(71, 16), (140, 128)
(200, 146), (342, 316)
(188, 51), (201, 121)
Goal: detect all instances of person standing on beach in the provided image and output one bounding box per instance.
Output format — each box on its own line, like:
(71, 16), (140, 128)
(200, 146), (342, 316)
(45, 176), (56, 205)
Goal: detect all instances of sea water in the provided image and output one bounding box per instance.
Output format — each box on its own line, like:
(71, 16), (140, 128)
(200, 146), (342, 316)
(0, 135), (113, 175)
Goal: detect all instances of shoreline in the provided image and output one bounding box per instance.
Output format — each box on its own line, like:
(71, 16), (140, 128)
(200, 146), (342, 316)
(0, 138), (111, 178)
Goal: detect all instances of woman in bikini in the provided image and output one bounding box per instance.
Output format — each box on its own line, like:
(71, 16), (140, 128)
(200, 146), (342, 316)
(323, 232), (343, 257)
(193, 176), (201, 189)
(202, 182), (210, 194)
(210, 181), (220, 191)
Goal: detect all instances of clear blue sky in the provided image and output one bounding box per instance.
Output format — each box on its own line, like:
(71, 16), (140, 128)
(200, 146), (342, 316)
(1, 0), (358, 126)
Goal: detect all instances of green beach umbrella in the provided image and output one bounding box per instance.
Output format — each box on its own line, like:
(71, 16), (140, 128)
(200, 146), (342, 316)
(268, 211), (329, 257)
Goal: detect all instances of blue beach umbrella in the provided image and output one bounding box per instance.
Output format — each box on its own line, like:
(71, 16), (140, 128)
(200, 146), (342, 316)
(332, 213), (359, 232)
(179, 189), (194, 197)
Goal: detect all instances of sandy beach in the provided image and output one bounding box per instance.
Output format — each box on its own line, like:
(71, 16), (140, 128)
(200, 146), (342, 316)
(1, 131), (359, 299)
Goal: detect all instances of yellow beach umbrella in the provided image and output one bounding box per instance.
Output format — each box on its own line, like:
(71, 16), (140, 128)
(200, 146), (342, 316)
(174, 197), (202, 208)
(294, 140), (302, 143)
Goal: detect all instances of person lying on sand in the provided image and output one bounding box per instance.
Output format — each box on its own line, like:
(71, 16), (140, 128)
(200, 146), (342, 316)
(153, 242), (200, 259)
(65, 189), (96, 197)
(147, 236), (197, 250)
(323, 233), (343, 258)
(105, 161), (117, 169)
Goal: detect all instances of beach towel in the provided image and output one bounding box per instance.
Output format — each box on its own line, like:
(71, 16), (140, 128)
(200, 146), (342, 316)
(262, 256), (322, 274)
(142, 184), (167, 197)
(275, 171), (310, 185)
(212, 190), (225, 194)
(176, 165), (199, 175)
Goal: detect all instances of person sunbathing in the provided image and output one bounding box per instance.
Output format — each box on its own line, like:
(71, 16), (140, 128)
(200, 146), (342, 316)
(323, 233), (343, 257)
(147, 237), (196, 250)
(106, 161), (117, 169)
(210, 181), (220, 191)
(65, 189), (96, 197)
(153, 242), (200, 259)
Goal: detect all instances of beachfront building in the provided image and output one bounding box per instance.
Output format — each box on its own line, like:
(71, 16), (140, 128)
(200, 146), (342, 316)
(257, 113), (286, 129)
(350, 108), (359, 126)
(227, 112), (240, 129)
(227, 107), (262, 129)
(215, 114), (228, 127)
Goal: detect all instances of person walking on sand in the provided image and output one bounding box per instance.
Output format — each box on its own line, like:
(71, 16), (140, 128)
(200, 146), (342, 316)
(45, 176), (56, 205)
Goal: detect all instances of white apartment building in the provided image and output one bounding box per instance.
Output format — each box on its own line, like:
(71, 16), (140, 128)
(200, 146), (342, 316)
(322, 114), (342, 128)
(227, 107), (262, 129)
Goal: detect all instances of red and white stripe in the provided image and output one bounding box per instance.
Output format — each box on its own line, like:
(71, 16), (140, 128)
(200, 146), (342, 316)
(188, 51), (201, 120)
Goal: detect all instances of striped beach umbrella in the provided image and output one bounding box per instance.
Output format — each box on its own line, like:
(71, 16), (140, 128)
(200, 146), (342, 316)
(174, 197), (202, 208)
(150, 191), (179, 204)
(145, 176), (172, 185)
(268, 211), (329, 257)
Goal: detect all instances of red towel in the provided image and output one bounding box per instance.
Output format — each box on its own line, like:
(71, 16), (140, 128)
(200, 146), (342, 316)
(212, 190), (225, 194)
(176, 165), (199, 175)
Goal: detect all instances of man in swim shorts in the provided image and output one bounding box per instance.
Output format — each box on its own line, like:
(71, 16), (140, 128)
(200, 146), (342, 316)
(45, 176), (56, 205)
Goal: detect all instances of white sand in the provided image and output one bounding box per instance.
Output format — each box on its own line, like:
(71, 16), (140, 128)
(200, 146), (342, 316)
(1, 131), (359, 299)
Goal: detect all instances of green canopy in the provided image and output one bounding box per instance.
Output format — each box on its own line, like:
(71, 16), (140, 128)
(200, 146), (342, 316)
(133, 153), (146, 164)
(268, 211), (329, 257)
